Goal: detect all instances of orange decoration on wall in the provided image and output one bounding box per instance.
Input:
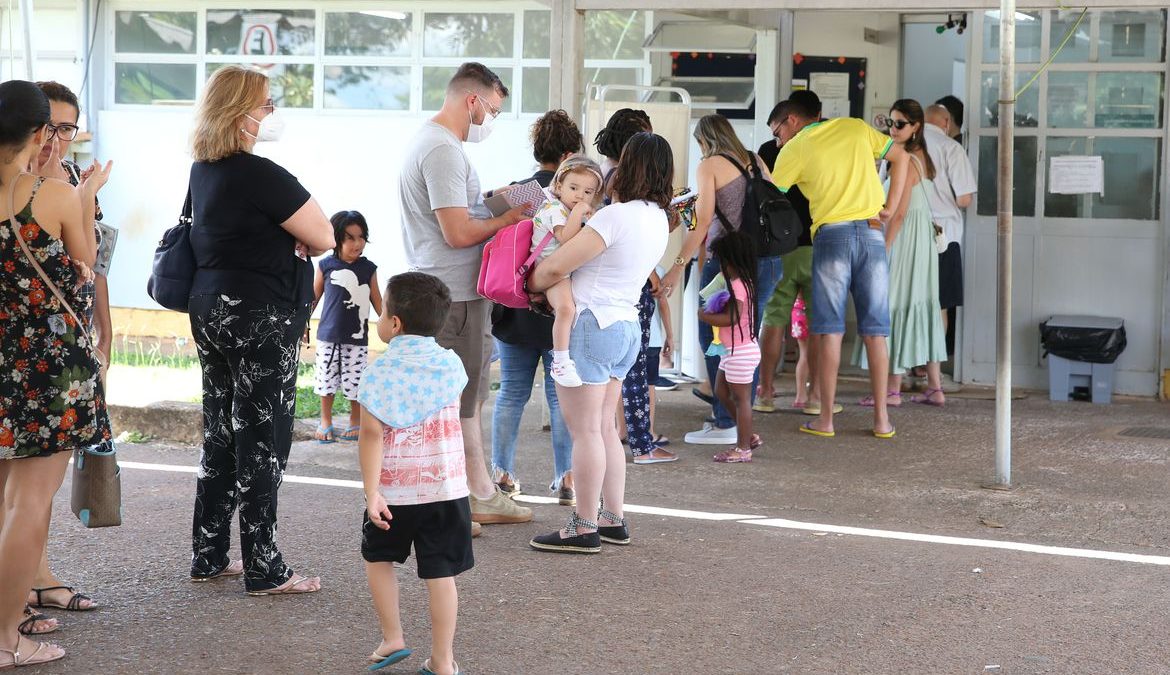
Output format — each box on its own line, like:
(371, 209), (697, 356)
(838, 56), (847, 64)
(793, 53), (804, 65)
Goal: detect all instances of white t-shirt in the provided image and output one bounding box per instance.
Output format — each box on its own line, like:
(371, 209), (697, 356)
(571, 200), (669, 329)
(924, 124), (977, 246)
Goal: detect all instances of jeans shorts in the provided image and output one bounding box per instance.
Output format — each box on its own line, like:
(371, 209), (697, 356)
(810, 220), (890, 337)
(569, 309), (639, 385)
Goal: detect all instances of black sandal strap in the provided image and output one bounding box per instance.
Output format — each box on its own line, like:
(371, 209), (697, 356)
(66, 591), (91, 611)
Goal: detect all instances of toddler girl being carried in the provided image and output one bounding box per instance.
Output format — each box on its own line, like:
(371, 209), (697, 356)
(531, 154), (603, 387)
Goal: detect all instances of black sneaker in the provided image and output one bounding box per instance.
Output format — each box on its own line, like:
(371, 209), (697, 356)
(652, 376), (678, 391)
(598, 523), (630, 545)
(529, 530), (601, 554)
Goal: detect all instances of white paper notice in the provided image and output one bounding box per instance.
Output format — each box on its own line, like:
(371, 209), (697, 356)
(1049, 156), (1104, 196)
(809, 72), (852, 119)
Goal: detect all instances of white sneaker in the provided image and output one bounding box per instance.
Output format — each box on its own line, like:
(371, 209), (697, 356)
(684, 422), (738, 445)
(551, 359), (583, 387)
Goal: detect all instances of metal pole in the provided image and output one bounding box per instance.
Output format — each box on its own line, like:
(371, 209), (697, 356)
(993, 2), (1015, 488)
(17, 0), (32, 79)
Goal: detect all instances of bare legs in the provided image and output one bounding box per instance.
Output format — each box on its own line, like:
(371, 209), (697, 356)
(461, 402), (494, 499)
(811, 333), (891, 434)
(756, 325), (784, 400)
(715, 373), (753, 450)
(0, 452), (69, 662)
(366, 562), (460, 675)
(555, 380), (624, 533)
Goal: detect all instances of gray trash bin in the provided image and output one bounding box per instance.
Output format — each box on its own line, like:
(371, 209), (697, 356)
(1040, 315), (1126, 404)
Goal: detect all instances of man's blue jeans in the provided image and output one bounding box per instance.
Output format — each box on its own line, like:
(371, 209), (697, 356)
(698, 254), (784, 428)
(491, 339), (573, 488)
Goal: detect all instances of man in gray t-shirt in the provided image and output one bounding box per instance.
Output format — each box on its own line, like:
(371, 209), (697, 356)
(398, 62), (531, 525)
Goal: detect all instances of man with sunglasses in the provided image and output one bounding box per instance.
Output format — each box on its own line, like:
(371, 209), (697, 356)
(398, 62), (533, 528)
(771, 94), (910, 439)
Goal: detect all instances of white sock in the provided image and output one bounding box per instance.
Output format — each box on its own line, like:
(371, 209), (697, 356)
(552, 350), (570, 364)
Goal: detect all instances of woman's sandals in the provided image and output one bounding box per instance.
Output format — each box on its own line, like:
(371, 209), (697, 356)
(0, 636), (65, 669)
(27, 586), (96, 612)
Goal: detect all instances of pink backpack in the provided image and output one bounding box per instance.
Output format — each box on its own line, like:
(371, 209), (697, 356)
(477, 219), (555, 309)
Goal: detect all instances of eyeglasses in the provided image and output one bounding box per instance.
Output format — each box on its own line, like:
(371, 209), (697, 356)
(466, 91), (501, 118)
(258, 98), (276, 113)
(47, 123), (79, 142)
(888, 119), (912, 131)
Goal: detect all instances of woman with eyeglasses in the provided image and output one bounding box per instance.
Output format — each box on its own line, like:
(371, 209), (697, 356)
(851, 99), (947, 406)
(0, 79), (109, 669)
(186, 65), (334, 595)
(3, 81), (113, 640)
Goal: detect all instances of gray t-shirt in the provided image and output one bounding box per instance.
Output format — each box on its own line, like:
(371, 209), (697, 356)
(399, 121), (490, 302)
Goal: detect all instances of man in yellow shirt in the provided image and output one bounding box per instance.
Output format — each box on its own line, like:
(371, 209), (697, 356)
(772, 97), (908, 439)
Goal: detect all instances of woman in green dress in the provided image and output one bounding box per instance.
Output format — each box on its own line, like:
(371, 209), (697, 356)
(856, 99), (948, 406)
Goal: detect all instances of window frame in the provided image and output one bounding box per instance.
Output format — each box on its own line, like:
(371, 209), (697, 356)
(972, 8), (1169, 223)
(105, 1), (652, 117)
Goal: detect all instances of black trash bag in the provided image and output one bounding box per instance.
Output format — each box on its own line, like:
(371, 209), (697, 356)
(1040, 319), (1127, 364)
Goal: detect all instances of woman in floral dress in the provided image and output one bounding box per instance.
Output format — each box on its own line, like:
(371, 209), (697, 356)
(0, 80), (109, 669)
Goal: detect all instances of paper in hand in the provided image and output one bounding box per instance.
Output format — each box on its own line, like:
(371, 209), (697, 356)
(94, 222), (119, 277)
(502, 180), (547, 218)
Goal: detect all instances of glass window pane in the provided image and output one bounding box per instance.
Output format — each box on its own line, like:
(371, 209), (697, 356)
(1092, 137), (1161, 220)
(115, 11), (196, 54)
(582, 67), (641, 88)
(325, 66), (410, 110)
(979, 71), (1039, 127)
(423, 13), (514, 58)
(1048, 71), (1089, 128)
(523, 11), (550, 59)
(206, 10), (315, 57)
(982, 11), (1042, 63)
(977, 135), (1037, 217)
(206, 63), (314, 108)
(1045, 136), (1090, 217)
(1051, 10), (1090, 63)
(1094, 72), (1163, 128)
(585, 11), (645, 60)
(115, 63), (196, 104)
(325, 11), (411, 56)
(522, 67), (550, 114)
(1100, 11), (1166, 63)
(423, 67), (512, 111)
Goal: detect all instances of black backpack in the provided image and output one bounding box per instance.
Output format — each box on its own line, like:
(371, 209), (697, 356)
(715, 153), (801, 257)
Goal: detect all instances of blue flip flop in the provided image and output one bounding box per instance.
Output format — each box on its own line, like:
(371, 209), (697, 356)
(368, 648), (412, 671)
(419, 659), (462, 675)
(315, 424), (336, 444)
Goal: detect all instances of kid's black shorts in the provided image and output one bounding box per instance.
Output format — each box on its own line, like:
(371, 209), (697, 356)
(361, 497), (474, 579)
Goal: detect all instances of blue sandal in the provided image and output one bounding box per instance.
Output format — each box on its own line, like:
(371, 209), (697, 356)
(368, 648), (411, 671)
(340, 425), (360, 442)
(315, 424), (336, 444)
(419, 659), (462, 675)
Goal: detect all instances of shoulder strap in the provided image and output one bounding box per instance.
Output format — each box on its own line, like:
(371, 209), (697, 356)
(181, 187), (192, 221)
(519, 231), (556, 276)
(717, 153), (755, 183)
(7, 174), (96, 355)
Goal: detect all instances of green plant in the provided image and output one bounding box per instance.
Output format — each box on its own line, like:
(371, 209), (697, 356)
(294, 384), (351, 419)
(116, 430), (152, 444)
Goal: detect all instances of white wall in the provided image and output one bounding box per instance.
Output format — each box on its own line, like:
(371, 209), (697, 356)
(95, 111), (546, 309)
(793, 11), (902, 125)
(900, 22), (968, 107)
(0, 4), (82, 86)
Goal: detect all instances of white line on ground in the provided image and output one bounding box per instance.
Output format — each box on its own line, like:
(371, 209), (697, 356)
(118, 460), (1170, 567)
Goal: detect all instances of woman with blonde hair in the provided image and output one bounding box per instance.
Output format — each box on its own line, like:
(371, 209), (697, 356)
(187, 65), (334, 595)
(660, 114), (783, 446)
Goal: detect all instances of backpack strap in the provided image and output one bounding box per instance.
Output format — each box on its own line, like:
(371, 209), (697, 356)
(712, 153), (756, 234)
(518, 231), (556, 277)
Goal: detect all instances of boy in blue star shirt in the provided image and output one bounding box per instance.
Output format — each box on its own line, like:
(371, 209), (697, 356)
(357, 272), (473, 675)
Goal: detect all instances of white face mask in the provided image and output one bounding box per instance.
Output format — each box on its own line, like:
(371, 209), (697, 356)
(243, 110), (285, 143)
(466, 98), (496, 144)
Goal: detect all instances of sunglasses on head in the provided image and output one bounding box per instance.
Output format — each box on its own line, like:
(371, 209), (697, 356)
(889, 119), (912, 130)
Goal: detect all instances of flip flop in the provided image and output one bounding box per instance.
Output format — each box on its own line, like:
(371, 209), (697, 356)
(651, 434), (670, 446)
(419, 659), (462, 675)
(798, 421), (835, 438)
(315, 424), (336, 444)
(873, 426), (897, 439)
(28, 586), (96, 611)
(368, 648), (412, 671)
(340, 425), (360, 442)
(801, 403), (844, 415)
(691, 387), (715, 406)
(246, 574), (321, 596)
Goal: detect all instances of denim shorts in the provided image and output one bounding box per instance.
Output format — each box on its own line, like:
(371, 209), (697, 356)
(569, 310), (640, 385)
(810, 220), (890, 337)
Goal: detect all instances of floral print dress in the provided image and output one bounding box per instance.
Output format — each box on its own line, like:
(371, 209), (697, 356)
(0, 177), (110, 458)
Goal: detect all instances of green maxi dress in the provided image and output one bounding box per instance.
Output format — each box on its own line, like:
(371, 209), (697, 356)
(854, 155), (948, 374)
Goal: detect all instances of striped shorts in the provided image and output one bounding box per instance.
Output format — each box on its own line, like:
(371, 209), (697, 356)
(717, 342), (761, 385)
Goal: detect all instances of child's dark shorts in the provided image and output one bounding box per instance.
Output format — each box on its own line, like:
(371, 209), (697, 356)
(361, 497), (474, 579)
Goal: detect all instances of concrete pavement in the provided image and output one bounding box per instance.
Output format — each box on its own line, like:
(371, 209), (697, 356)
(30, 380), (1170, 674)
